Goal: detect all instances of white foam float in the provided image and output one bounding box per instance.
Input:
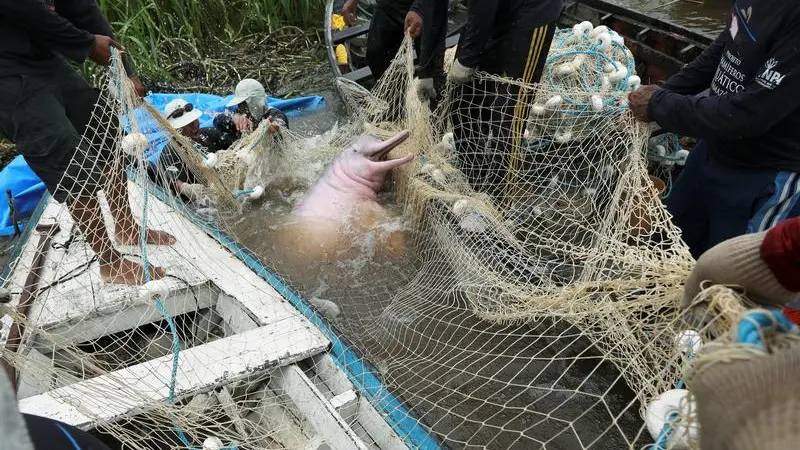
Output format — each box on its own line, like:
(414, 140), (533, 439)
(545, 95), (563, 110)
(608, 66), (629, 83)
(590, 25), (609, 38)
(202, 437), (224, 450)
(138, 279), (171, 302)
(645, 389), (698, 450)
(591, 95), (604, 112)
(121, 132), (149, 156)
(554, 129), (573, 143)
(531, 104), (547, 116)
(573, 21), (593, 37)
(452, 198), (472, 217)
(246, 185), (264, 200)
(430, 169), (446, 185)
(596, 32), (612, 52)
(441, 132), (455, 150)
(204, 152), (218, 168)
(674, 330), (703, 355)
(627, 75), (642, 91)
(676, 149), (690, 166)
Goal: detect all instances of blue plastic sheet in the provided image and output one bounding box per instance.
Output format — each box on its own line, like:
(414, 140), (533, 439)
(0, 155), (47, 236)
(0, 92), (326, 236)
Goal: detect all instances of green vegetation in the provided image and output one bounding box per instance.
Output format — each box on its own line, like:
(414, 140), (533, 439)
(90, 0), (326, 89)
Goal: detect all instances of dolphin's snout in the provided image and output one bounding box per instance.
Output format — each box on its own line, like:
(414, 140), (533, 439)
(367, 130), (411, 161)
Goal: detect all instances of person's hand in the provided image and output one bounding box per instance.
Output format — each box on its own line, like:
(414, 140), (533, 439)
(233, 114), (253, 133)
(129, 76), (146, 100)
(268, 118), (281, 135)
(342, 0), (358, 26)
(90, 35), (124, 66)
(404, 11), (423, 38)
(448, 59), (475, 85)
(416, 78), (437, 102)
(628, 84), (658, 122)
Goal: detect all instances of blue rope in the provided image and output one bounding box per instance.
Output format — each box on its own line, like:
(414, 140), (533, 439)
(56, 423), (84, 450)
(111, 49), (239, 450)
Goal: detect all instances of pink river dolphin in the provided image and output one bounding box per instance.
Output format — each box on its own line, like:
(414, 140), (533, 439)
(279, 130), (414, 262)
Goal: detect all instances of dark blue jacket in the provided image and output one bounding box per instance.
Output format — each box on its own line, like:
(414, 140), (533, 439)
(649, 0), (800, 171)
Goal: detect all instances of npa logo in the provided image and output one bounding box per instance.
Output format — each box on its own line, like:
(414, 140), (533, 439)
(756, 58), (786, 89)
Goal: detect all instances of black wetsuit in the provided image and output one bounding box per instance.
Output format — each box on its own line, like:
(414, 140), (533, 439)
(422, 0), (563, 200)
(197, 106), (289, 152)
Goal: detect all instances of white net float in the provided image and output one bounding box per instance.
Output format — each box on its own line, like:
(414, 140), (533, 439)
(246, 185), (264, 200)
(674, 330), (703, 355)
(441, 132), (455, 150)
(545, 95), (563, 109)
(138, 279), (171, 302)
(202, 437), (224, 450)
(452, 198), (472, 217)
(676, 149), (690, 166)
(645, 389), (698, 450)
(591, 95), (604, 112)
(121, 132), (149, 156)
(595, 32), (612, 51)
(204, 152), (218, 168)
(627, 75), (642, 91)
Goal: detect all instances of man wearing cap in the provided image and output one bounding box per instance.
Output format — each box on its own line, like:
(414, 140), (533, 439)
(199, 78), (289, 151)
(0, 0), (175, 286)
(148, 98), (208, 201)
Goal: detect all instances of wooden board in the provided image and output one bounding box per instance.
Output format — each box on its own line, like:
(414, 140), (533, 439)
(3, 182), (325, 345)
(18, 322), (329, 429)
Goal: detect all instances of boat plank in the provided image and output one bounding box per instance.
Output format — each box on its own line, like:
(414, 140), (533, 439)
(18, 320), (329, 429)
(2, 182), (322, 347)
(272, 364), (370, 450)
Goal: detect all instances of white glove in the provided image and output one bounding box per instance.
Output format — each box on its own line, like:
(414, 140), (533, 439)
(416, 78), (437, 101)
(448, 59), (475, 85)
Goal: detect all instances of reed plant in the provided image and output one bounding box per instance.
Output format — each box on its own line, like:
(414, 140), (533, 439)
(88, 0), (325, 84)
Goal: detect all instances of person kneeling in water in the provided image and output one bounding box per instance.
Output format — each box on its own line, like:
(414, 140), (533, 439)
(147, 99), (220, 203)
(198, 78), (288, 150)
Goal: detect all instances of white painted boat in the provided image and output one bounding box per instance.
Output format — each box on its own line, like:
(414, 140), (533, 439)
(0, 181), (440, 450)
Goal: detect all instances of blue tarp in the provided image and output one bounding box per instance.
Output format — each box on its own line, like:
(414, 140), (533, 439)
(0, 92), (326, 237)
(0, 155), (47, 237)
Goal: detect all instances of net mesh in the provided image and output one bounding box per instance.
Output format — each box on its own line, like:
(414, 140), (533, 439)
(0, 25), (761, 450)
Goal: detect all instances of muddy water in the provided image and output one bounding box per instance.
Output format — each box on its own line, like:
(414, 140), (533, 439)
(223, 5), (728, 448)
(615, 0), (729, 35)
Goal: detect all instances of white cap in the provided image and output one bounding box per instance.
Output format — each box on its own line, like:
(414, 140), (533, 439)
(226, 78), (267, 119)
(164, 99), (202, 130)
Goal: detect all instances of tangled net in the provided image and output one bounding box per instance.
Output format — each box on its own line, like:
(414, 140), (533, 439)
(0, 25), (768, 450)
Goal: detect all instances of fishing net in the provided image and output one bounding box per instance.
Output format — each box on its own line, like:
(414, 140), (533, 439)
(0, 22), (761, 450)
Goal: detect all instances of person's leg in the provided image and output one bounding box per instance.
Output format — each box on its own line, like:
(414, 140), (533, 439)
(0, 69), (165, 285)
(487, 22), (556, 202)
(703, 155), (781, 254)
(23, 413), (112, 450)
(747, 170), (800, 232)
(58, 63), (175, 246)
(366, 0), (408, 81)
(665, 141), (712, 259)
